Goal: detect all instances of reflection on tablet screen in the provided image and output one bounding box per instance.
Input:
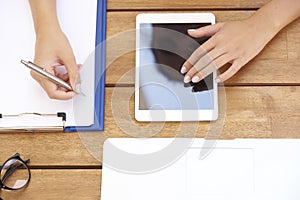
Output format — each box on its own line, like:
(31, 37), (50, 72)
(139, 23), (215, 110)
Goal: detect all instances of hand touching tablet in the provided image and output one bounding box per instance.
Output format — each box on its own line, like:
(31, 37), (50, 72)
(181, 0), (300, 83)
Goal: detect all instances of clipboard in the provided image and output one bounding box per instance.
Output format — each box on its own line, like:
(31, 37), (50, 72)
(66, 0), (106, 132)
(0, 0), (106, 132)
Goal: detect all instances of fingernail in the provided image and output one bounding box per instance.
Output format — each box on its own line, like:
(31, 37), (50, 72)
(70, 92), (76, 98)
(75, 84), (82, 93)
(192, 76), (200, 83)
(181, 66), (187, 74)
(188, 29), (196, 32)
(73, 74), (81, 88)
(184, 76), (191, 83)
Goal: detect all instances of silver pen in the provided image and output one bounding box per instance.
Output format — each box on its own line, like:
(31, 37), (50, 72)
(21, 60), (73, 91)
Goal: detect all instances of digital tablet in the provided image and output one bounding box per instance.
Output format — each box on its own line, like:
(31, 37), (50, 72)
(135, 13), (218, 121)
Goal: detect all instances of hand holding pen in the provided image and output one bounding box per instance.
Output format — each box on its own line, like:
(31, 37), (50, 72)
(29, 0), (80, 100)
(29, 32), (80, 100)
(21, 60), (79, 93)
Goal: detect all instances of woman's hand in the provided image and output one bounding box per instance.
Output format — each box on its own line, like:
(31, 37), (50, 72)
(181, 0), (300, 84)
(31, 27), (79, 100)
(29, 0), (79, 100)
(181, 18), (278, 83)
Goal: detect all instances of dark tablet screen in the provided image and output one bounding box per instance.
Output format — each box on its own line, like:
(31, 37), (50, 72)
(138, 23), (215, 110)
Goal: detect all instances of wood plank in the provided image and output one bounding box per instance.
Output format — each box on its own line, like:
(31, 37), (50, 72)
(105, 11), (300, 85)
(0, 132), (101, 167)
(107, 0), (269, 10)
(104, 87), (300, 139)
(2, 86), (300, 166)
(0, 169), (101, 200)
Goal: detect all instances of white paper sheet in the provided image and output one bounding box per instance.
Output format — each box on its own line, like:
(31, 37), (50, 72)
(102, 138), (300, 200)
(0, 0), (96, 128)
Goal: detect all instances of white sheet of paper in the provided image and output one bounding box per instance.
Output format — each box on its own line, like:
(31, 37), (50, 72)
(102, 138), (300, 200)
(0, 0), (96, 128)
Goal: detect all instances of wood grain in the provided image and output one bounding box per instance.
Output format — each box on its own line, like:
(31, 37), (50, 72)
(107, 0), (269, 10)
(0, 170), (101, 200)
(104, 87), (300, 139)
(2, 86), (300, 166)
(0, 132), (101, 167)
(105, 11), (300, 85)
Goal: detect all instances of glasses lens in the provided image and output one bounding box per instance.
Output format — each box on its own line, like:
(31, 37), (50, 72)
(0, 158), (30, 189)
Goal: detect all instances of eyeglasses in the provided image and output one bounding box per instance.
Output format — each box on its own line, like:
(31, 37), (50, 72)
(0, 153), (31, 200)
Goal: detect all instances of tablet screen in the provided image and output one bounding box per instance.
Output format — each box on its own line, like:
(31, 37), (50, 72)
(138, 23), (215, 110)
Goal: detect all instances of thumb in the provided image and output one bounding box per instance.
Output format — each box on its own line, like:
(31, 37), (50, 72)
(188, 23), (224, 38)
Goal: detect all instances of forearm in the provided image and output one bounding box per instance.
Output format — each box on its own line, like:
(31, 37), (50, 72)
(29, 0), (61, 36)
(251, 0), (300, 34)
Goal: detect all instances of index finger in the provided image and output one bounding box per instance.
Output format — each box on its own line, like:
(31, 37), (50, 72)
(181, 38), (216, 74)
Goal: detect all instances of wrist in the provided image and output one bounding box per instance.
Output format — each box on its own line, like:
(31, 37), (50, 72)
(35, 21), (62, 38)
(249, 0), (300, 36)
(29, 0), (61, 36)
(246, 12), (280, 40)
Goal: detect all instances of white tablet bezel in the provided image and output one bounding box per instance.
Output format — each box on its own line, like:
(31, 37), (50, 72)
(135, 13), (218, 121)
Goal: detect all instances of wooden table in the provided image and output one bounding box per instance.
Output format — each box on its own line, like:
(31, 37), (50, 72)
(1, 0), (299, 199)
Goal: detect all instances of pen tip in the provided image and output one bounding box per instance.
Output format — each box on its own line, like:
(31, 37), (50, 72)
(20, 60), (28, 65)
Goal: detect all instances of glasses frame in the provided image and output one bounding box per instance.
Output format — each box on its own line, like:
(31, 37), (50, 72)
(0, 153), (31, 191)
